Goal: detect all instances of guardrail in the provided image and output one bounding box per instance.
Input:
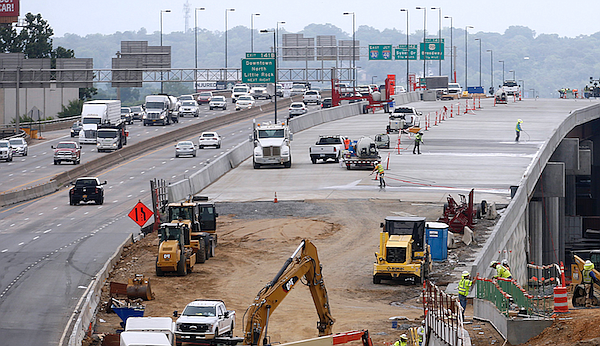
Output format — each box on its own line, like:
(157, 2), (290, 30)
(423, 280), (467, 346)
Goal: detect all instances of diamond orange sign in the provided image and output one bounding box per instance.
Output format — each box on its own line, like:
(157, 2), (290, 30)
(128, 201), (153, 227)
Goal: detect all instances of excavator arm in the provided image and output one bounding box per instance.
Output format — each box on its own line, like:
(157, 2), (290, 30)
(242, 239), (335, 345)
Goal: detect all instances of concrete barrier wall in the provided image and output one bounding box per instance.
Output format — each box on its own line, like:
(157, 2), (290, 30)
(472, 103), (600, 283)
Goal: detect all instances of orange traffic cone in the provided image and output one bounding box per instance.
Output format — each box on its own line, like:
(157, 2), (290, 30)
(274, 192), (278, 203)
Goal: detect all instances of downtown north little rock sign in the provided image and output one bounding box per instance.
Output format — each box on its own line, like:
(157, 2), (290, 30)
(242, 52), (276, 83)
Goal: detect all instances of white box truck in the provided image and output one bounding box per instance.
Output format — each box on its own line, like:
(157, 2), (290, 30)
(125, 317), (175, 345)
(120, 331), (171, 346)
(79, 100), (121, 144)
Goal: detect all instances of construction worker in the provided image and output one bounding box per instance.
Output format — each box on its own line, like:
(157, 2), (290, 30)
(515, 119), (523, 142)
(490, 260), (512, 279)
(582, 260), (600, 307)
(371, 162), (385, 188)
(393, 334), (409, 346)
(416, 320), (425, 346)
(458, 271), (473, 321)
(413, 132), (423, 154)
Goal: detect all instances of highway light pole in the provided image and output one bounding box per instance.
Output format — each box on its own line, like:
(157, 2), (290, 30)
(416, 7), (426, 77)
(464, 25), (473, 90)
(225, 8), (235, 69)
(519, 79), (525, 98)
(372, 75), (377, 84)
(343, 12), (356, 89)
(401, 9), (409, 91)
(194, 7), (205, 92)
(499, 60), (505, 84)
(276, 21), (285, 64)
(260, 29), (278, 123)
(431, 7), (442, 76)
(509, 69), (516, 81)
(160, 9), (171, 93)
(487, 49), (493, 94)
(251, 13), (260, 53)
(444, 15), (453, 82)
(474, 38), (481, 87)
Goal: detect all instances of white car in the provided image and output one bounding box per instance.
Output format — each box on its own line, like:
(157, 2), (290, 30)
(0, 140), (13, 162)
(447, 83), (462, 95)
(175, 141), (197, 157)
(209, 96), (227, 110)
(179, 100), (199, 117)
(289, 102), (308, 117)
(231, 86), (250, 103)
(199, 132), (222, 149)
(9, 138), (28, 156)
(235, 95), (256, 111)
(250, 87), (271, 100)
(290, 84), (307, 96)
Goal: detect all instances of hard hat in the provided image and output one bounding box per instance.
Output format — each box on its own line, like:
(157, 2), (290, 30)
(584, 260), (594, 271)
(462, 271), (470, 278)
(400, 334), (408, 340)
(501, 259), (509, 266)
(421, 320), (425, 325)
(490, 260), (498, 268)
(518, 119), (523, 123)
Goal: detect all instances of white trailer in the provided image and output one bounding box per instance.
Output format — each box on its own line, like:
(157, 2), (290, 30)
(79, 100), (121, 144)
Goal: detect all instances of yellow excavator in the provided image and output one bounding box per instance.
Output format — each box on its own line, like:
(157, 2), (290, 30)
(242, 239), (335, 346)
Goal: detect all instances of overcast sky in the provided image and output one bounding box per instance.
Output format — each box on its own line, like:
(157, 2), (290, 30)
(22, 0), (600, 38)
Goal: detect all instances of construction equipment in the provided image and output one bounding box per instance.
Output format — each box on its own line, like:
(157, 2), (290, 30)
(495, 89), (508, 104)
(331, 74), (395, 113)
(342, 137), (381, 170)
(438, 189), (480, 233)
(571, 254), (600, 307)
(166, 197), (216, 263)
(126, 274), (154, 301)
(242, 239), (335, 346)
(155, 223), (196, 276)
(373, 216), (432, 284)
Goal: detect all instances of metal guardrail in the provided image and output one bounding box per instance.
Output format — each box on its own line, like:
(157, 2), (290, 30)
(423, 281), (467, 346)
(475, 276), (554, 317)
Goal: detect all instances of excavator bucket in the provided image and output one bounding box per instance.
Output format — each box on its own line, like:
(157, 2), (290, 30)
(127, 274), (154, 301)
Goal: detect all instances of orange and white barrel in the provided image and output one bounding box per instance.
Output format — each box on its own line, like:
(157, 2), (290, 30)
(553, 286), (568, 313)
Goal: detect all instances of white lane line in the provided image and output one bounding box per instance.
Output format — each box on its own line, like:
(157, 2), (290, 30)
(18, 242), (24, 246)
(1, 249), (7, 253)
(32, 236), (39, 240)
(127, 195), (132, 198)
(10, 224), (15, 227)
(43, 229), (51, 233)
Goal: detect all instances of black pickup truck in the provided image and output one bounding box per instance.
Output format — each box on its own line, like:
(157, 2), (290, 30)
(69, 177), (107, 205)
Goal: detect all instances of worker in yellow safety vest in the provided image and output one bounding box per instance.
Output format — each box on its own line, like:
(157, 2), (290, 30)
(371, 162), (386, 188)
(393, 334), (408, 346)
(582, 260), (600, 307)
(416, 320), (425, 346)
(515, 119), (523, 142)
(458, 271), (473, 321)
(490, 260), (512, 280)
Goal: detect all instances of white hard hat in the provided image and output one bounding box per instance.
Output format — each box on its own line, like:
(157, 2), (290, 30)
(501, 259), (509, 266)
(462, 271), (470, 277)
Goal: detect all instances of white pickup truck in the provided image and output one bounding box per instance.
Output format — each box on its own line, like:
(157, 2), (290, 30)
(309, 135), (346, 164)
(303, 90), (322, 105)
(174, 299), (235, 343)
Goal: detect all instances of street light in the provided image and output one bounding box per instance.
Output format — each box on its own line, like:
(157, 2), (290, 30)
(498, 60), (505, 84)
(486, 49), (493, 94)
(194, 7), (206, 92)
(401, 9), (409, 91)
(444, 15), (453, 82)
(431, 7), (442, 76)
(225, 8), (235, 69)
(160, 9), (171, 93)
(276, 21), (285, 66)
(519, 79), (525, 98)
(509, 69), (516, 81)
(343, 12), (356, 89)
(474, 38), (481, 87)
(416, 7), (427, 77)
(372, 75), (377, 84)
(464, 25), (473, 90)
(260, 29), (278, 123)
(251, 13), (260, 53)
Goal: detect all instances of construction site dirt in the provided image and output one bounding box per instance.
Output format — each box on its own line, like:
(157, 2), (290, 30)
(90, 200), (600, 346)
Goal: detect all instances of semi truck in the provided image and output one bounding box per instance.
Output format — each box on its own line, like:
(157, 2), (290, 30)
(250, 120), (293, 169)
(96, 120), (128, 152)
(373, 216), (432, 284)
(144, 94), (178, 126)
(79, 100), (121, 144)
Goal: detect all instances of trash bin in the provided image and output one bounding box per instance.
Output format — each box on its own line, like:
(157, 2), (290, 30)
(425, 222), (448, 261)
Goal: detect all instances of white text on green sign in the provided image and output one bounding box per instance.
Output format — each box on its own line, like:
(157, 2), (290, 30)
(242, 58), (275, 83)
(246, 52), (276, 59)
(369, 45), (392, 60)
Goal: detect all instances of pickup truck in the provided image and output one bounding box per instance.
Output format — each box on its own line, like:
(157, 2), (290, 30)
(52, 141), (81, 165)
(303, 90), (321, 105)
(309, 135), (346, 164)
(174, 299), (235, 343)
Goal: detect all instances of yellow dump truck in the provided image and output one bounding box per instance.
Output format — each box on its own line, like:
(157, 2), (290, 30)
(373, 216), (431, 284)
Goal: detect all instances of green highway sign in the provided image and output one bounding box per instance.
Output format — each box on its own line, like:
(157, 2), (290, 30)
(246, 52), (276, 59)
(420, 40), (445, 60)
(369, 45), (393, 60)
(395, 44), (418, 60)
(242, 58), (276, 83)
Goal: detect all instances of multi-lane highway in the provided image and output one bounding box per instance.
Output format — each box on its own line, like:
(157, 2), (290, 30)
(0, 96), (320, 346)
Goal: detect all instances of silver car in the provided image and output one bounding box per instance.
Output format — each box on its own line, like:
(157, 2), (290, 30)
(9, 138), (28, 156)
(175, 141), (197, 158)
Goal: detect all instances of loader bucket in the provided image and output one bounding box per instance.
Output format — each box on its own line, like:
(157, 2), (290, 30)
(127, 275), (154, 301)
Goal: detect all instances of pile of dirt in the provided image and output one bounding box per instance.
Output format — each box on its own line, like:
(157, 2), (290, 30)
(523, 309), (600, 346)
(92, 199), (503, 345)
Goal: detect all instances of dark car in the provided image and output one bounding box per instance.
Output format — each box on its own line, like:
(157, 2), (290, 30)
(70, 121), (83, 137)
(69, 177), (106, 205)
(321, 98), (333, 109)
